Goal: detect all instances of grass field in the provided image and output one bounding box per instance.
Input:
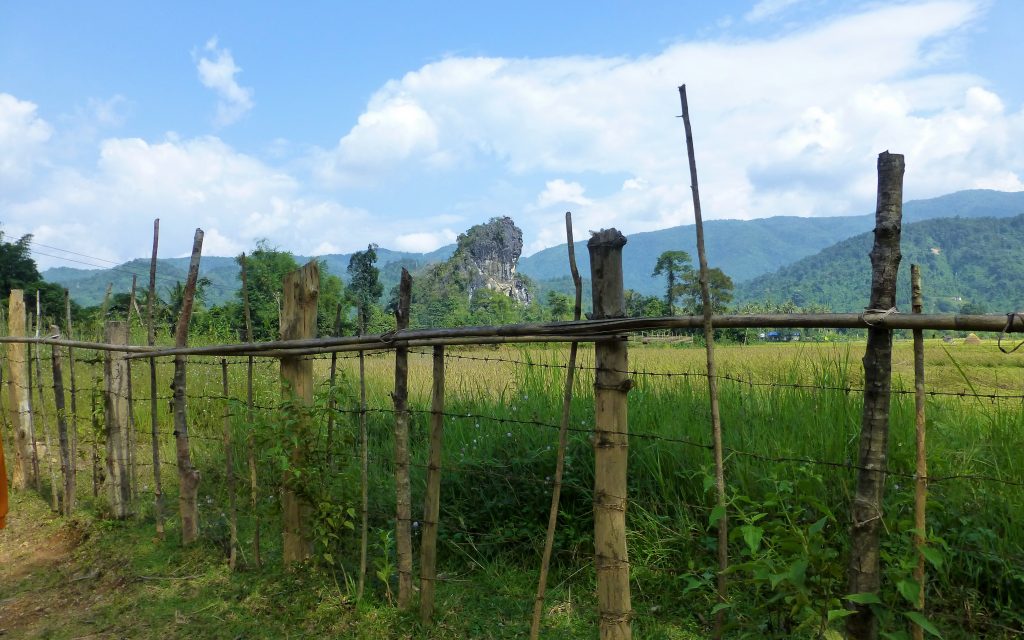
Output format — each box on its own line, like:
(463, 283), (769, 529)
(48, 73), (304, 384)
(2, 337), (1022, 638)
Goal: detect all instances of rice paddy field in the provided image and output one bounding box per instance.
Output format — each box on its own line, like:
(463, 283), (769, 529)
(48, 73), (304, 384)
(2, 336), (1023, 638)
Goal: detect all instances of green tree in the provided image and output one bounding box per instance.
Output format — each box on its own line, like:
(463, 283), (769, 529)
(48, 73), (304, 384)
(347, 244), (384, 334)
(652, 250), (694, 316)
(0, 232), (41, 297)
(624, 289), (663, 318)
(469, 288), (518, 325)
(683, 267), (734, 315)
(545, 291), (573, 321)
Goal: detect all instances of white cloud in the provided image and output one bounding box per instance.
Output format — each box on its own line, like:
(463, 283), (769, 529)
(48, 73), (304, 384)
(745, 0), (808, 22)
(536, 179), (592, 207)
(393, 230), (458, 252)
(0, 93), (53, 188)
(317, 0), (1021, 256)
(194, 37), (254, 126)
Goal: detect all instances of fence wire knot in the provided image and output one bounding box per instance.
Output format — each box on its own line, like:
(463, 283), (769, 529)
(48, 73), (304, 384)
(998, 312), (1024, 354)
(861, 307), (899, 326)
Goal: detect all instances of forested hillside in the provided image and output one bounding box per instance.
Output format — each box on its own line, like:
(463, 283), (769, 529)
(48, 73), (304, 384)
(735, 214), (1024, 313)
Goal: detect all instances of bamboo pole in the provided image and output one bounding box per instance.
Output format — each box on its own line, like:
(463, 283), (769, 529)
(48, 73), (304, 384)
(147, 219), (164, 537)
(6, 291), (34, 490)
(531, 211), (583, 639)
(680, 84), (729, 635)
(222, 359), (239, 570)
(393, 268), (414, 608)
(280, 260), (319, 566)
(847, 151), (905, 640)
(33, 295), (60, 511)
(239, 252), (260, 566)
(104, 321), (132, 519)
(419, 345), (445, 623)
(326, 303), (342, 469)
(589, 229), (632, 640)
(911, 264), (928, 640)
(64, 290), (78, 510)
(126, 275), (138, 502)
(26, 319), (41, 494)
(50, 327), (74, 516)
(121, 313), (1024, 360)
(357, 308), (369, 600)
(173, 228), (204, 545)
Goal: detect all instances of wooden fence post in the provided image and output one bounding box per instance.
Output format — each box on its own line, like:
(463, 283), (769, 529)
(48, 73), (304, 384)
(589, 229), (632, 640)
(357, 308), (369, 600)
(420, 344), (445, 624)
(173, 228), (204, 545)
(281, 260), (319, 566)
(847, 151), (904, 639)
(6, 290), (34, 490)
(531, 211), (583, 640)
(104, 321), (132, 519)
(393, 268), (414, 608)
(239, 252), (261, 566)
(222, 359), (239, 570)
(50, 326), (74, 516)
(64, 290), (78, 511)
(911, 264), (928, 640)
(147, 218), (164, 537)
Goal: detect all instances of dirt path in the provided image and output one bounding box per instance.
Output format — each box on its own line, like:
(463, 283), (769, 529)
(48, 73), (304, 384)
(0, 493), (117, 639)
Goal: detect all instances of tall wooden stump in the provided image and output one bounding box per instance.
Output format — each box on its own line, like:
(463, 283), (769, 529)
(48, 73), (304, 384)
(6, 291), (34, 490)
(589, 229), (632, 640)
(280, 260), (319, 566)
(393, 268), (413, 608)
(911, 264), (929, 640)
(847, 151), (904, 639)
(50, 327), (75, 516)
(104, 321), (133, 519)
(420, 345), (445, 624)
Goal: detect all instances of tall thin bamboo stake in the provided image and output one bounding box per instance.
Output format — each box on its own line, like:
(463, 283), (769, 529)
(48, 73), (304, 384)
(531, 211), (583, 639)
(589, 229), (632, 640)
(90, 383), (100, 497)
(911, 264), (928, 640)
(64, 290), (78, 507)
(326, 303), (342, 469)
(126, 275), (138, 502)
(679, 84), (729, 636)
(222, 359), (239, 570)
(357, 307), (369, 600)
(847, 152), (904, 640)
(147, 219), (164, 537)
(173, 229), (204, 545)
(239, 252), (260, 566)
(50, 326), (74, 516)
(26, 329), (41, 493)
(104, 321), (132, 519)
(419, 344), (445, 624)
(393, 268), (414, 608)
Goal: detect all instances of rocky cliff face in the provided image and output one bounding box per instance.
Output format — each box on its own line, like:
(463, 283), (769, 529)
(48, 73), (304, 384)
(454, 216), (531, 304)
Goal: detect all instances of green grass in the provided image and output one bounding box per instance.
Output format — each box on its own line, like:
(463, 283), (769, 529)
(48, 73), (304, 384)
(2, 339), (1022, 638)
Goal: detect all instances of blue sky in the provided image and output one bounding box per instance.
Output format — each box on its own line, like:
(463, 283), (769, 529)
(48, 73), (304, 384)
(2, 0), (1022, 269)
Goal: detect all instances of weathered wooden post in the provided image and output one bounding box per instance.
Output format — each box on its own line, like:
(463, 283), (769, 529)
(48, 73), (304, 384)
(589, 229), (632, 640)
(147, 219), (164, 537)
(419, 344), (445, 624)
(357, 307), (369, 600)
(393, 268), (414, 608)
(222, 359), (239, 570)
(847, 151), (904, 640)
(50, 326), (74, 516)
(911, 264), (928, 640)
(64, 290), (78, 509)
(531, 211), (583, 640)
(173, 228), (204, 545)
(104, 321), (132, 519)
(280, 260), (319, 566)
(6, 290), (35, 490)
(239, 252), (261, 566)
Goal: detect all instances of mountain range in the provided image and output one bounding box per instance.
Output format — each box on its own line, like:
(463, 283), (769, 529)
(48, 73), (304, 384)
(41, 189), (1024, 310)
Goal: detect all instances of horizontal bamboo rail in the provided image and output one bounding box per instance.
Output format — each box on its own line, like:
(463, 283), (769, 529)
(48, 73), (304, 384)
(3, 312), (1019, 359)
(120, 312), (1022, 359)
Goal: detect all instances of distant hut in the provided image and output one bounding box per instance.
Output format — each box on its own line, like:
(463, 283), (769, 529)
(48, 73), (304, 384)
(964, 333), (982, 345)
